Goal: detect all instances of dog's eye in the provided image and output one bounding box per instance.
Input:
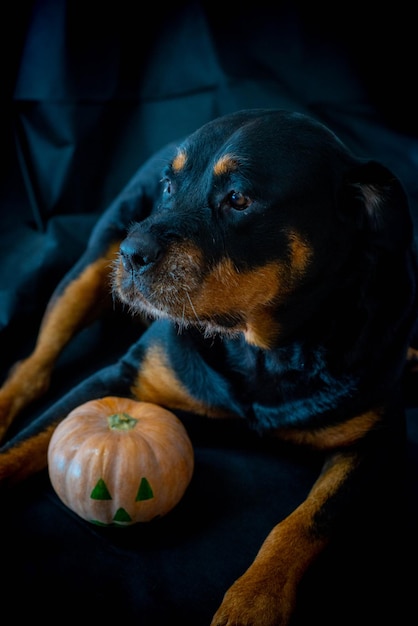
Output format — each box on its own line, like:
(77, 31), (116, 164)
(225, 190), (252, 211)
(162, 178), (173, 195)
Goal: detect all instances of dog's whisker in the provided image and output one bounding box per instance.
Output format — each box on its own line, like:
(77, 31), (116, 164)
(185, 290), (200, 322)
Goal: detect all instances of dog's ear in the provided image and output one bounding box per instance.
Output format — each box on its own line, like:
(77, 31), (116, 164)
(338, 161), (414, 252)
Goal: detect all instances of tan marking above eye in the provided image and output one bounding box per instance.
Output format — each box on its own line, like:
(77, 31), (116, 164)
(172, 149), (187, 172)
(213, 154), (239, 176)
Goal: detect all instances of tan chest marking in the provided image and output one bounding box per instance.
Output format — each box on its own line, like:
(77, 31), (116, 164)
(131, 344), (232, 418)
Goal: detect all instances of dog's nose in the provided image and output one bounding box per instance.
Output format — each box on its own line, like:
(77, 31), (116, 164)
(119, 231), (162, 271)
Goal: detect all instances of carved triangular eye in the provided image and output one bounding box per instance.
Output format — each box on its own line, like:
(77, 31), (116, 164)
(136, 477), (154, 501)
(90, 478), (112, 500)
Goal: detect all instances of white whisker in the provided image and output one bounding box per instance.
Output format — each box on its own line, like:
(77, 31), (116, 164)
(185, 291), (200, 322)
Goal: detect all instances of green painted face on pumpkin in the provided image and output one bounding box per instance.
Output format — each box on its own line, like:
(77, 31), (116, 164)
(89, 475), (155, 526)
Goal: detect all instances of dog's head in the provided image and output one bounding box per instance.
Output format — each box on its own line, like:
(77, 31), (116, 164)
(114, 109), (414, 349)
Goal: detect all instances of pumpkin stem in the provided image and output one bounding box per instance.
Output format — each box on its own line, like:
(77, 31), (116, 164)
(108, 413), (138, 430)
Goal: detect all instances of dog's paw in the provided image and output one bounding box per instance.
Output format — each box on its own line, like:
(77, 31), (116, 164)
(210, 570), (296, 626)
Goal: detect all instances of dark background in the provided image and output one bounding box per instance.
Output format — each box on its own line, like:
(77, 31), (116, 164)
(1, 2), (418, 624)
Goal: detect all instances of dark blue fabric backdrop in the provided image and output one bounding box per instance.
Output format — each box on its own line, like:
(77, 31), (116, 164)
(1, 2), (417, 624)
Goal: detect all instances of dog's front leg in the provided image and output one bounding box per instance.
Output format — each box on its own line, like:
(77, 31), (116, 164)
(0, 242), (120, 442)
(210, 448), (359, 626)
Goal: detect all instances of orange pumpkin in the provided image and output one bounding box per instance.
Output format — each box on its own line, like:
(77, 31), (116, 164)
(47, 397), (194, 526)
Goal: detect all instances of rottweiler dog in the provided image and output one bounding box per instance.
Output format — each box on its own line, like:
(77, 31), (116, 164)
(1, 109), (418, 625)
